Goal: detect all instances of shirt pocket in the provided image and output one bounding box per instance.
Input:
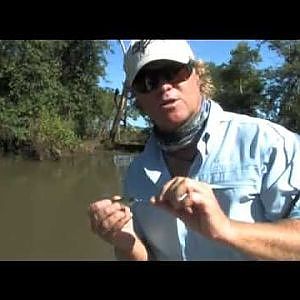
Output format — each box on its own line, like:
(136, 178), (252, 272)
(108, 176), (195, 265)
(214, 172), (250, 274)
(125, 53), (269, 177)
(211, 182), (258, 202)
(198, 166), (264, 222)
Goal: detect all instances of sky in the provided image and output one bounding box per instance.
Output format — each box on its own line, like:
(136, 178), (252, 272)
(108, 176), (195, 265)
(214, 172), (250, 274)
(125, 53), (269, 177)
(99, 40), (283, 127)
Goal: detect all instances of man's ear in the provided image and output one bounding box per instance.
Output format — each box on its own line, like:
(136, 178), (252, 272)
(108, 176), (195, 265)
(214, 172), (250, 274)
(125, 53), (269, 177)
(196, 75), (203, 93)
(195, 73), (201, 87)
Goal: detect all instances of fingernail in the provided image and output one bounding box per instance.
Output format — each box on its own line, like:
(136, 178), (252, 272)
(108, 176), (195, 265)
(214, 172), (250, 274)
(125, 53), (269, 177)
(178, 193), (188, 202)
(150, 196), (156, 204)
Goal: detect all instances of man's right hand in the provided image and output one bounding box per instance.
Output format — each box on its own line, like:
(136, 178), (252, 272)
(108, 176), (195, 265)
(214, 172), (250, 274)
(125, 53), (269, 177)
(88, 195), (135, 251)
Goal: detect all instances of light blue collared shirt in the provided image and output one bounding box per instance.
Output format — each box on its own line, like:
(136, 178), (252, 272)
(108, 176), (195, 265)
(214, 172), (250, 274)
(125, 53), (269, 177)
(123, 100), (300, 260)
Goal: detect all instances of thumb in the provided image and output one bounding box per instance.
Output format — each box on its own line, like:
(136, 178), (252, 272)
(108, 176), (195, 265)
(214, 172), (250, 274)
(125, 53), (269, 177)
(188, 191), (202, 205)
(177, 191), (202, 208)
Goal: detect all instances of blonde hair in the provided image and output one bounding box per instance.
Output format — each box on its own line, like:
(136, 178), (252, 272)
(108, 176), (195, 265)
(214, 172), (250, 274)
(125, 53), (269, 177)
(193, 60), (215, 98)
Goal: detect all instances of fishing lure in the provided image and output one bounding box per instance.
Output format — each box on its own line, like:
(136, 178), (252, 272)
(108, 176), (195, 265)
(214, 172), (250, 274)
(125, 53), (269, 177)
(118, 196), (135, 206)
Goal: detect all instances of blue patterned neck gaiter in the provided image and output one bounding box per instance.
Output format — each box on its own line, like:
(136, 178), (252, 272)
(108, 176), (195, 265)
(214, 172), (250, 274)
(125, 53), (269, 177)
(154, 98), (210, 152)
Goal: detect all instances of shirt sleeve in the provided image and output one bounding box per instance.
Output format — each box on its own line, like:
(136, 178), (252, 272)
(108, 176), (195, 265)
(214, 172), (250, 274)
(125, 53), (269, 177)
(260, 129), (300, 220)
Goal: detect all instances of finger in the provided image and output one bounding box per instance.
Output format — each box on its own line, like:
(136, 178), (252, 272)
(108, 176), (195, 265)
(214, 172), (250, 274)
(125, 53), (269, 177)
(173, 178), (192, 201)
(152, 190), (200, 224)
(89, 199), (113, 216)
(150, 195), (175, 213)
(100, 209), (130, 235)
(175, 180), (213, 208)
(159, 176), (185, 203)
(187, 180), (212, 196)
(189, 191), (204, 204)
(156, 180), (175, 203)
(88, 199), (125, 234)
(110, 209), (133, 233)
(175, 206), (194, 222)
(152, 177), (189, 210)
(165, 177), (193, 209)
(95, 201), (124, 220)
(88, 203), (100, 233)
(89, 211), (101, 234)
(176, 191), (205, 216)
(173, 192), (205, 221)
(123, 205), (131, 216)
(89, 195), (124, 214)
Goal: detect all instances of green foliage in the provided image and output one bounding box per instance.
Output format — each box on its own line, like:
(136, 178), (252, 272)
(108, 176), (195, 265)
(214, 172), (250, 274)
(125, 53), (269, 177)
(56, 40), (111, 136)
(29, 107), (79, 155)
(207, 40), (299, 132)
(262, 40), (300, 132)
(0, 40), (113, 157)
(83, 87), (116, 138)
(209, 42), (265, 116)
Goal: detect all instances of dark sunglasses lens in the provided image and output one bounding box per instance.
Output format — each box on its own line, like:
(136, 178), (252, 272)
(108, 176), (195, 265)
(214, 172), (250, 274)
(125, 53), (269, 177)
(144, 75), (159, 92)
(133, 62), (192, 93)
(163, 64), (184, 81)
(133, 74), (155, 93)
(133, 70), (160, 93)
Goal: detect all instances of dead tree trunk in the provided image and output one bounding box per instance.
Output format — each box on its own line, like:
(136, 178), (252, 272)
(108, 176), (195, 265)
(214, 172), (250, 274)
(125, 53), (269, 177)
(110, 85), (128, 143)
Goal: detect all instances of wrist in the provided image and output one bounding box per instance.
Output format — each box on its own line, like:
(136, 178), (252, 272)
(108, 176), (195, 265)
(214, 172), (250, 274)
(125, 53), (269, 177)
(216, 219), (238, 245)
(115, 238), (148, 261)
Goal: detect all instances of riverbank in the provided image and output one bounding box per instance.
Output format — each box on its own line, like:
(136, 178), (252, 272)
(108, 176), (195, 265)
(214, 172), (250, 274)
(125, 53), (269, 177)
(0, 127), (149, 161)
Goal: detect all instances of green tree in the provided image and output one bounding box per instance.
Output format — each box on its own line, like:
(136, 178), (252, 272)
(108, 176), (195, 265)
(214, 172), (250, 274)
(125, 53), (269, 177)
(210, 42), (265, 117)
(57, 40), (110, 137)
(263, 40), (300, 132)
(0, 40), (112, 156)
(0, 40), (65, 149)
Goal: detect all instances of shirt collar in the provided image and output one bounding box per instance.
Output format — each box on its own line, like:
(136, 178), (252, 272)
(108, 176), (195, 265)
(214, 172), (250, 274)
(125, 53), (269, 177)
(196, 99), (225, 155)
(142, 100), (226, 184)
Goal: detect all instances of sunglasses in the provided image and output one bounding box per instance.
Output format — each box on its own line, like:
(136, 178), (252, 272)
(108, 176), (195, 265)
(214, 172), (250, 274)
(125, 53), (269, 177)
(132, 60), (194, 94)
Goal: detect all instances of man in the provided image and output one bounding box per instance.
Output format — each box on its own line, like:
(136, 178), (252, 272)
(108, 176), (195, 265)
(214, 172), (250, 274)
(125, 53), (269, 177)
(89, 40), (300, 260)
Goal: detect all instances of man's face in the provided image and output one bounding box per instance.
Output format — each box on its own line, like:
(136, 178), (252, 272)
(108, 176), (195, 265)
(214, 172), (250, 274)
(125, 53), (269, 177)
(133, 60), (202, 132)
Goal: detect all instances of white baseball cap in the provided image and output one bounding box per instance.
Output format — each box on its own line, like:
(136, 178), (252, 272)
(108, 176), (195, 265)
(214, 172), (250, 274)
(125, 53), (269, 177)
(124, 40), (195, 86)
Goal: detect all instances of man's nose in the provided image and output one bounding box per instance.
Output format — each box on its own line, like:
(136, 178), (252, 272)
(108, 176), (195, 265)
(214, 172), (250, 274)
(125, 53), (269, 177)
(156, 77), (173, 92)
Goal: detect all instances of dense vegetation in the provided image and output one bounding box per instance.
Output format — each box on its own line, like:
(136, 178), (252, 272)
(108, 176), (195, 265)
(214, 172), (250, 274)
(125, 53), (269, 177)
(0, 40), (299, 160)
(0, 40), (115, 159)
